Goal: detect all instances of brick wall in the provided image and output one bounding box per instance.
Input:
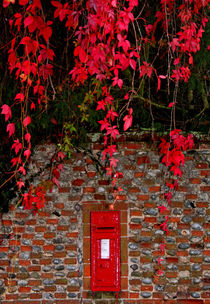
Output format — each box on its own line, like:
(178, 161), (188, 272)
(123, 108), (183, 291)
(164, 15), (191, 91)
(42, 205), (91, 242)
(0, 134), (209, 304)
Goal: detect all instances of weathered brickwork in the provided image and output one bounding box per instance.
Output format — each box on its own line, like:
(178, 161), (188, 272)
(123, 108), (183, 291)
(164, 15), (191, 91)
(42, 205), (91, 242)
(0, 135), (209, 304)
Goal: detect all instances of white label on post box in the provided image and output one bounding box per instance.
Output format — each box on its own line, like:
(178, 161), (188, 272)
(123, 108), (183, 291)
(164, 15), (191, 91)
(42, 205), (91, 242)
(101, 239), (110, 259)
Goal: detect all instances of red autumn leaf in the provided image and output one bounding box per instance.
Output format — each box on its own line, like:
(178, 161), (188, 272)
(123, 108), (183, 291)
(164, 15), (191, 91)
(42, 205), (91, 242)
(98, 118), (110, 131)
(111, 0), (117, 7)
(170, 38), (180, 52)
(19, 166), (26, 175)
(158, 205), (167, 213)
(189, 55), (193, 65)
(31, 102), (35, 110)
(123, 108), (133, 131)
(23, 116), (31, 127)
(1, 104), (12, 121)
(168, 102), (176, 108)
(52, 177), (60, 187)
(173, 58), (180, 65)
(57, 151), (65, 160)
(140, 62), (153, 78)
(3, 0), (15, 8)
(107, 126), (119, 140)
(171, 166), (182, 177)
(24, 149), (31, 159)
(110, 157), (119, 168)
(157, 257), (164, 265)
(96, 100), (106, 111)
(58, 164), (64, 172)
(41, 26), (52, 42)
(12, 139), (22, 154)
(130, 59), (136, 70)
(24, 16), (34, 27)
(51, 118), (58, 125)
(6, 123), (15, 137)
(124, 93), (129, 100)
(74, 46), (87, 63)
(17, 179), (25, 189)
(25, 133), (31, 143)
(52, 168), (60, 179)
(11, 157), (21, 167)
(107, 108), (118, 121)
(15, 93), (24, 101)
(19, 0), (29, 5)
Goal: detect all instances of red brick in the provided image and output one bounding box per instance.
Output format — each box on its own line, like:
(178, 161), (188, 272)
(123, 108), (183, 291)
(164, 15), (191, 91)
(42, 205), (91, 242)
(87, 172), (96, 178)
(144, 217), (157, 223)
(83, 187), (95, 193)
(57, 225), (69, 231)
(134, 172), (146, 177)
(73, 166), (86, 171)
(46, 219), (59, 224)
(55, 293), (67, 298)
(35, 226), (46, 232)
(130, 292), (139, 298)
(137, 194), (149, 200)
(44, 232), (56, 238)
(59, 187), (70, 193)
(43, 245), (55, 251)
(19, 260), (31, 266)
(200, 186), (210, 191)
(125, 150), (136, 155)
(178, 300), (203, 304)
(72, 179), (85, 186)
(19, 287), (31, 293)
(190, 178), (201, 184)
(201, 170), (210, 176)
(84, 264), (90, 277)
(137, 156), (150, 164)
(186, 194), (197, 199)
(149, 186), (161, 192)
(128, 187), (140, 193)
(54, 203), (65, 209)
(141, 285), (153, 291)
(196, 163), (208, 169)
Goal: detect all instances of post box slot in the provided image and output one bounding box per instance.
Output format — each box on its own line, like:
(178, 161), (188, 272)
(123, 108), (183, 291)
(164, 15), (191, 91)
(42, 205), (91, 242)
(97, 227), (115, 230)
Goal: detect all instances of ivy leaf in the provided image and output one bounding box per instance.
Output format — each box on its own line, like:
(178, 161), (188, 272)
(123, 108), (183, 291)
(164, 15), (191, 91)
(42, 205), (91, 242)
(23, 116), (31, 127)
(98, 118), (110, 131)
(169, 102), (176, 108)
(52, 177), (60, 187)
(17, 179), (25, 189)
(171, 166), (182, 177)
(1, 104), (12, 122)
(11, 157), (21, 166)
(31, 102), (35, 110)
(57, 151), (65, 161)
(19, 0), (29, 5)
(25, 133), (31, 143)
(3, 0), (15, 8)
(123, 108), (133, 131)
(110, 157), (119, 168)
(24, 16), (34, 28)
(24, 149), (31, 159)
(6, 123), (15, 137)
(107, 126), (119, 140)
(19, 166), (26, 175)
(12, 139), (22, 154)
(15, 93), (24, 101)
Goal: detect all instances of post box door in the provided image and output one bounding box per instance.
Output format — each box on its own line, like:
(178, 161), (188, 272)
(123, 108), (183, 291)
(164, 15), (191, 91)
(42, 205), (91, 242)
(91, 211), (120, 292)
(95, 237), (116, 287)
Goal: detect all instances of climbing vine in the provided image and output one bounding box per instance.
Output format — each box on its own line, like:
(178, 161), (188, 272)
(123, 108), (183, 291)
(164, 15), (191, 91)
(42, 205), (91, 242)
(0, 0), (209, 281)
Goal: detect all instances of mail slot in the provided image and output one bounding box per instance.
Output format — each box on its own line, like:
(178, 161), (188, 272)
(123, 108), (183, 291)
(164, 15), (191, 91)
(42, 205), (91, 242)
(91, 211), (120, 293)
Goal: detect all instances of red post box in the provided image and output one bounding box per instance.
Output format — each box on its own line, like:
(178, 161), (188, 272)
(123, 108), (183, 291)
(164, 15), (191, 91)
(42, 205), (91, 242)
(91, 211), (120, 293)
